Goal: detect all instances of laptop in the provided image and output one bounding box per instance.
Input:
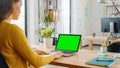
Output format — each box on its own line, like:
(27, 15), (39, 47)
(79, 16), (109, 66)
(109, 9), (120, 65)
(50, 34), (81, 56)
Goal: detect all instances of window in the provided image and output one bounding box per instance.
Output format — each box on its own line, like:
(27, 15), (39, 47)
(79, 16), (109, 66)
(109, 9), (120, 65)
(60, 0), (70, 33)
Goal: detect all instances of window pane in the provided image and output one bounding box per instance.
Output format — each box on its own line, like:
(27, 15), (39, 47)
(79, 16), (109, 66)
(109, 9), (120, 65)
(61, 0), (70, 33)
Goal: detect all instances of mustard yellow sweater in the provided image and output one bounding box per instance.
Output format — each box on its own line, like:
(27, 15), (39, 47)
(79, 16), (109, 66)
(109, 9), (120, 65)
(0, 20), (54, 68)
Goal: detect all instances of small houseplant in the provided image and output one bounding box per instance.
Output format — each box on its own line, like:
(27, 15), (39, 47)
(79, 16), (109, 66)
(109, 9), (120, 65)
(101, 43), (107, 53)
(39, 27), (54, 38)
(100, 37), (110, 53)
(39, 10), (55, 38)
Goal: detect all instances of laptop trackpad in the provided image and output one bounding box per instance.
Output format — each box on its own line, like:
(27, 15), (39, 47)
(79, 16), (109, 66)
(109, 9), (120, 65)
(44, 50), (76, 57)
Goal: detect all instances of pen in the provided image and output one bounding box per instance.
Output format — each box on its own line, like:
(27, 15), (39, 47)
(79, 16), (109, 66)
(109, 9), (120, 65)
(96, 58), (114, 62)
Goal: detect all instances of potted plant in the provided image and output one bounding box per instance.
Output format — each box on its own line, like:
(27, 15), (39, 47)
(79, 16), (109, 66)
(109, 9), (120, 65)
(39, 27), (54, 38)
(39, 10), (56, 47)
(100, 43), (107, 53)
(43, 10), (55, 27)
(39, 10), (55, 38)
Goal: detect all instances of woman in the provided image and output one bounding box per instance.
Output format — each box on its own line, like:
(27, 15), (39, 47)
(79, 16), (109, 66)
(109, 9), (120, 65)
(0, 0), (61, 68)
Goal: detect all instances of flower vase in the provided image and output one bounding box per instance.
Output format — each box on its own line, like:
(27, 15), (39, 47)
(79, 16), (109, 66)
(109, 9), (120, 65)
(100, 47), (107, 53)
(43, 38), (53, 48)
(98, 47), (109, 57)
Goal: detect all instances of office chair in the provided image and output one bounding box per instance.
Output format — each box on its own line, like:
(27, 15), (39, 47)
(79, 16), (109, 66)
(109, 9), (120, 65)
(107, 42), (120, 53)
(0, 53), (9, 68)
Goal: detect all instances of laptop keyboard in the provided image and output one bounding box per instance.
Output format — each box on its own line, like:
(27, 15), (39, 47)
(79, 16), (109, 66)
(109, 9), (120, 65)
(44, 50), (57, 55)
(62, 51), (75, 54)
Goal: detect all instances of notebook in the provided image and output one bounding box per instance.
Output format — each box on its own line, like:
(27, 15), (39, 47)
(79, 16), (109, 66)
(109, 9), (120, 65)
(86, 57), (117, 67)
(45, 34), (81, 57)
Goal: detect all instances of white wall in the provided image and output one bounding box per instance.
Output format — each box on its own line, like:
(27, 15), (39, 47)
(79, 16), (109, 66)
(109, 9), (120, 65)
(71, 0), (104, 36)
(88, 0), (104, 36)
(72, 0), (103, 35)
(71, 0), (105, 45)
(71, 0), (89, 35)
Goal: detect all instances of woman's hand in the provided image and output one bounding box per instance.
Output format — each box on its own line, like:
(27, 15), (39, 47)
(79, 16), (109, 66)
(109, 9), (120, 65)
(51, 51), (63, 59)
(35, 50), (45, 55)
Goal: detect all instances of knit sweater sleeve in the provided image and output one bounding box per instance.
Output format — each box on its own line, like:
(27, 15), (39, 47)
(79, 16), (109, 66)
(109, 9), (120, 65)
(10, 24), (54, 67)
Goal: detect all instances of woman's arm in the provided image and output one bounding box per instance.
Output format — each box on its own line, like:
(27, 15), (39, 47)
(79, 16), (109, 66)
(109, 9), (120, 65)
(10, 25), (54, 67)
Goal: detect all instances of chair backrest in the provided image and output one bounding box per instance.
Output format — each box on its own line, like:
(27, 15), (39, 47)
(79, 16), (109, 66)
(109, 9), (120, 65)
(107, 42), (120, 53)
(0, 53), (9, 68)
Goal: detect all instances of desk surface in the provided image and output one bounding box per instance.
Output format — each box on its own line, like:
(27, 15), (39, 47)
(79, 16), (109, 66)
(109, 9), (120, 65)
(50, 50), (120, 68)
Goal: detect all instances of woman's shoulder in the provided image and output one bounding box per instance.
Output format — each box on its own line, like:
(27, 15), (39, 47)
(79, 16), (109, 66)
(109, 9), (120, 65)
(2, 20), (23, 32)
(6, 22), (22, 30)
(10, 24), (21, 29)
(2, 20), (21, 30)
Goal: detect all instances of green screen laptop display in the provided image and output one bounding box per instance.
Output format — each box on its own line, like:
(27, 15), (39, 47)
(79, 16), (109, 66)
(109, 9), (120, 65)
(55, 34), (81, 52)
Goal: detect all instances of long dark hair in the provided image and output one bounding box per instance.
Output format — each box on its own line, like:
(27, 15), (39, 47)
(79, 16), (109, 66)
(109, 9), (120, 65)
(0, 0), (20, 22)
